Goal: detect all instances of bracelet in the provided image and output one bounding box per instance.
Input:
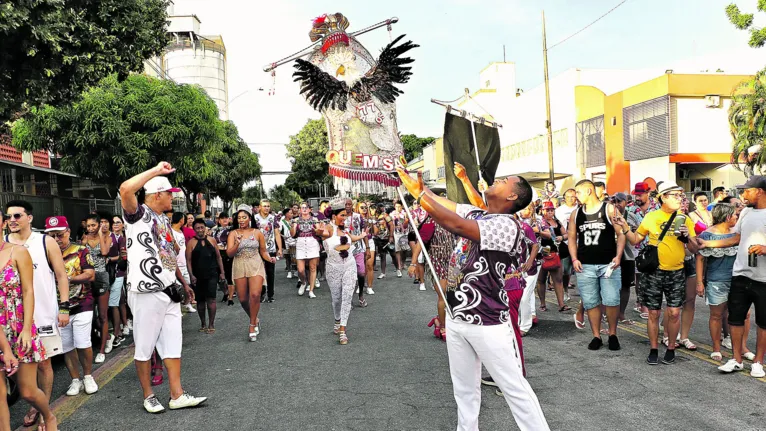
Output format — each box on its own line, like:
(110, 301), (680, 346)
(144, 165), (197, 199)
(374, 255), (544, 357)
(409, 264), (416, 267)
(58, 301), (70, 309)
(623, 228), (630, 235)
(59, 309), (70, 315)
(416, 190), (426, 205)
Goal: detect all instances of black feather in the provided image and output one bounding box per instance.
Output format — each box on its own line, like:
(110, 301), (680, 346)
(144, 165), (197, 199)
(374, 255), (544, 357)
(350, 34), (418, 104)
(292, 59), (349, 111)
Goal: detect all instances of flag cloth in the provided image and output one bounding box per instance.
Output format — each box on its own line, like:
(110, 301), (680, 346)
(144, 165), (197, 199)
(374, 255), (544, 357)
(443, 113), (501, 204)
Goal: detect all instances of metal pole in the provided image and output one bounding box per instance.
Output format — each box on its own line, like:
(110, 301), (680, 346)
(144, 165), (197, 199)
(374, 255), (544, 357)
(542, 10), (555, 183)
(395, 186), (454, 321)
(468, 120), (486, 202)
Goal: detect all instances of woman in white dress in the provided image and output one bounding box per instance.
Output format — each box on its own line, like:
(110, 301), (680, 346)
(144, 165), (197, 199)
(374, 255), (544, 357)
(290, 202), (324, 298)
(321, 199), (358, 345)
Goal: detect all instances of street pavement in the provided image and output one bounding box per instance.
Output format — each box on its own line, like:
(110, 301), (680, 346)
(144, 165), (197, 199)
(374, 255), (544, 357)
(10, 263), (766, 431)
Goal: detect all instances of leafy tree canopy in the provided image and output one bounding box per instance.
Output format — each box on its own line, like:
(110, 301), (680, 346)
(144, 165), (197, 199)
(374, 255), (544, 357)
(1, 0), (170, 124)
(730, 68), (766, 174)
(726, 1), (766, 48)
(268, 184), (303, 212)
(284, 119), (333, 193)
(401, 133), (435, 162)
(12, 74), (258, 211)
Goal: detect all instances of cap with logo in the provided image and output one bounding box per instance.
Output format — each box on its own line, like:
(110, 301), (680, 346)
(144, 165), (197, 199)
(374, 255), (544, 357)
(737, 175), (766, 191)
(45, 216), (69, 232)
(144, 176), (181, 194)
(542, 200), (555, 210)
(631, 182), (651, 195)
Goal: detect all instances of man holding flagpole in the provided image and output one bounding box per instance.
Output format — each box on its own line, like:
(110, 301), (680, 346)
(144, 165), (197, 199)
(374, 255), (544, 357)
(396, 167), (549, 431)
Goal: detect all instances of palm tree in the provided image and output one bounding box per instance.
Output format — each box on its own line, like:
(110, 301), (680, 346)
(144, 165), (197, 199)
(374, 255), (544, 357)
(730, 68), (766, 177)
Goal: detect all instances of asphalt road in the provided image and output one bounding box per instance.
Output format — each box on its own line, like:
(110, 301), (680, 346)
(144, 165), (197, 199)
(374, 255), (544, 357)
(10, 263), (765, 431)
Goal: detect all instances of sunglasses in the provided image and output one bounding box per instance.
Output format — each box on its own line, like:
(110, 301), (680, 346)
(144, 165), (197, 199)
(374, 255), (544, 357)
(47, 231), (67, 239)
(360, 206), (367, 209)
(5, 213), (25, 220)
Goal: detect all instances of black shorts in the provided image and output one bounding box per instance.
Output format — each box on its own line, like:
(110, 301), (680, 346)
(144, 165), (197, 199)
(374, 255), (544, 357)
(728, 276), (766, 329)
(193, 278), (219, 301)
(620, 260), (635, 290)
(93, 271), (109, 296)
(639, 268), (685, 310)
(219, 250), (233, 285)
(683, 258), (696, 279)
(407, 231), (417, 243)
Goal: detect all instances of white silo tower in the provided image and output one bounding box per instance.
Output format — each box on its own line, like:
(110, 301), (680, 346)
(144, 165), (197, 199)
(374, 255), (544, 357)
(164, 15), (229, 120)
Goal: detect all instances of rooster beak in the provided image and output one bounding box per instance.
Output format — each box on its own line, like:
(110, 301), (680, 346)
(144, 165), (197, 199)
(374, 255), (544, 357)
(336, 65), (346, 76)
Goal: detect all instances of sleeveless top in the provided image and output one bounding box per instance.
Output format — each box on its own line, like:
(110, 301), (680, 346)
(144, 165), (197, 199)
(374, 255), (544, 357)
(6, 233), (58, 337)
(85, 239), (107, 272)
(234, 230), (261, 259)
(575, 202), (617, 265)
(191, 237), (219, 279)
(324, 226), (355, 268)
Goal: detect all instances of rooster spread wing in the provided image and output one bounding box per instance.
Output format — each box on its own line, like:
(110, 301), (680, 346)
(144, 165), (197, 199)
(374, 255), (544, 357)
(350, 35), (419, 104)
(293, 58), (350, 111)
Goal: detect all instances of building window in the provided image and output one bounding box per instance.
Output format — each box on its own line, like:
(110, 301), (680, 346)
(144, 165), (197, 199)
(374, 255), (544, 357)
(423, 170), (431, 182)
(690, 179), (712, 193)
(623, 96), (670, 161)
(437, 166), (445, 179)
(576, 116), (605, 169)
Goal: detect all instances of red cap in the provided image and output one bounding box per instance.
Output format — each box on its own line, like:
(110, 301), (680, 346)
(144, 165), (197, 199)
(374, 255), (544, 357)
(631, 182), (650, 195)
(542, 201), (555, 210)
(45, 216), (69, 232)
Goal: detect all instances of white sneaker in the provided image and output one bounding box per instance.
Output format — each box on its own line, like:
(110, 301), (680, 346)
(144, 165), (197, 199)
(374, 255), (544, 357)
(309, 291), (317, 299)
(378, 273), (386, 279)
(83, 375), (98, 394)
(722, 336), (732, 350)
(122, 325), (130, 336)
(184, 303), (196, 313)
(144, 394), (165, 413)
(66, 379), (83, 396)
(169, 392), (207, 410)
(104, 334), (115, 354)
(564, 293), (571, 302)
(396, 270), (402, 277)
(744, 352), (756, 361)
(751, 362), (766, 378)
(315, 279), (321, 288)
(127, 319), (133, 330)
(286, 272), (292, 279)
(298, 283), (306, 296)
(366, 287), (375, 295)
(94, 353), (105, 364)
(718, 359), (744, 373)
(419, 283), (426, 291)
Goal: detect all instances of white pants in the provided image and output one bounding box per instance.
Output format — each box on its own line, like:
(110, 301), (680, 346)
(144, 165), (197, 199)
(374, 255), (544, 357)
(519, 272), (539, 333)
(61, 311), (94, 353)
(128, 291), (182, 361)
(446, 318), (549, 431)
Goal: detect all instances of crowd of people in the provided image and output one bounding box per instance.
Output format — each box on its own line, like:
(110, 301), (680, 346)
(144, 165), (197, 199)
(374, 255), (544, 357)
(0, 159), (764, 430)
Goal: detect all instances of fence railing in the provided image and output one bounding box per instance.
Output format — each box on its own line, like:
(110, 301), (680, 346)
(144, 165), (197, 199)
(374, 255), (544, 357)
(0, 193), (119, 230)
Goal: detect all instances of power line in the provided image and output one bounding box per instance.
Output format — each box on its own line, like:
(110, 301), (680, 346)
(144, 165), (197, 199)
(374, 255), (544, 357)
(547, 0), (629, 51)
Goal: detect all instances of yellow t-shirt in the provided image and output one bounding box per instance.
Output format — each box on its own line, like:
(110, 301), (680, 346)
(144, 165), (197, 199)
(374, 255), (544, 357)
(636, 210), (696, 271)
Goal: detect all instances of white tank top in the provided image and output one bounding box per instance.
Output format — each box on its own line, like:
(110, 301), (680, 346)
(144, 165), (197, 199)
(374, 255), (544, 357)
(10, 232), (59, 337)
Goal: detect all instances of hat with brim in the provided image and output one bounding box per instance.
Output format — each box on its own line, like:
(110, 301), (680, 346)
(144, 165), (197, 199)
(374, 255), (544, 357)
(656, 181), (683, 196)
(631, 182), (650, 195)
(144, 176), (181, 194)
(737, 175), (766, 191)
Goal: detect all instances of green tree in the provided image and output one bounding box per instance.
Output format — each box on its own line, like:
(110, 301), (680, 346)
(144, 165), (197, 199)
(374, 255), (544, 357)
(726, 1), (766, 47)
(12, 74), (229, 211)
(268, 184), (302, 212)
(401, 134), (435, 162)
(284, 119), (333, 195)
(1, 0), (169, 124)
(730, 69), (766, 174)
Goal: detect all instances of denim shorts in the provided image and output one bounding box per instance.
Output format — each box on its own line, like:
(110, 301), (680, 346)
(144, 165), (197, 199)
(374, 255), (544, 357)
(705, 281), (730, 306)
(575, 264), (621, 310)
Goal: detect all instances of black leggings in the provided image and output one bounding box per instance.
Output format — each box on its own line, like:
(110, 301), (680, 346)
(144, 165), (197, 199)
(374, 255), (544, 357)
(263, 252), (276, 299)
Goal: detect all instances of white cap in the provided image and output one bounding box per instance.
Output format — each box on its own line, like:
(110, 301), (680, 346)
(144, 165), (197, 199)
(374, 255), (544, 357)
(656, 181), (683, 196)
(144, 176), (180, 194)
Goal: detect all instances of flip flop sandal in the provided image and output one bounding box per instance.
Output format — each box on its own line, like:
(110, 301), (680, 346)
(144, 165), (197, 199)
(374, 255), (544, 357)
(558, 305), (572, 312)
(573, 314), (585, 330)
(619, 319), (636, 326)
(23, 409), (40, 427)
(539, 305), (548, 312)
(639, 312), (649, 320)
(206, 328), (216, 334)
(599, 328), (609, 335)
(198, 327), (207, 333)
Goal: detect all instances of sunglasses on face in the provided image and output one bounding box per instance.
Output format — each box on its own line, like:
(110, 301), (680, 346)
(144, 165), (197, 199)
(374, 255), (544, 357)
(47, 231), (67, 239)
(665, 193), (684, 199)
(5, 213), (25, 220)
(360, 206), (367, 210)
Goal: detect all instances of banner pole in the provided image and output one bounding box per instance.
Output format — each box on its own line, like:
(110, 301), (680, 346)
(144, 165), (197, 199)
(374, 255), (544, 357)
(395, 186), (454, 321)
(469, 120), (486, 202)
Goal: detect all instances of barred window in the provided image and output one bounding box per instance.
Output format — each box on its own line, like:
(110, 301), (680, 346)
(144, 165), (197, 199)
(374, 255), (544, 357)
(576, 116), (605, 169)
(623, 96), (670, 161)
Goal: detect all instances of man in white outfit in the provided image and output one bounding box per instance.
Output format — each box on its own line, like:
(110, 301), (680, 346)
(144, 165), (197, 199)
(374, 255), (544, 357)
(120, 162), (206, 413)
(397, 168), (549, 431)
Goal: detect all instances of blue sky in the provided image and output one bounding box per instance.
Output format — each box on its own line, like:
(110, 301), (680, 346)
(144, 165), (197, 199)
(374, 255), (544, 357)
(172, 0), (765, 190)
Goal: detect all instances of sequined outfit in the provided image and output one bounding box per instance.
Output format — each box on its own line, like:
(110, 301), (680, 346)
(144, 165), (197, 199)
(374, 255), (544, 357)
(232, 230), (266, 280)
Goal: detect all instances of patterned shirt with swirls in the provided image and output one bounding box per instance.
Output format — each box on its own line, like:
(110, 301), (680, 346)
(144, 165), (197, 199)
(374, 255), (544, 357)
(446, 205), (525, 326)
(124, 205), (179, 293)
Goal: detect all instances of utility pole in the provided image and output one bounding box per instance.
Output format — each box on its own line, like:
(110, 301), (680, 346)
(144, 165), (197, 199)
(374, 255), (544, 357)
(542, 10), (555, 183)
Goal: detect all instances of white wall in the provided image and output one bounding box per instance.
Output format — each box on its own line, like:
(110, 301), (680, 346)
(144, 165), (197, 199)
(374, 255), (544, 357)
(630, 156), (676, 186)
(673, 97), (733, 154)
(168, 15), (201, 34)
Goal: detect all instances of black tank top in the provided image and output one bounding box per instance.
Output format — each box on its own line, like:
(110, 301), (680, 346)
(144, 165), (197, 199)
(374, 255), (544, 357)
(575, 202), (617, 265)
(191, 237), (219, 279)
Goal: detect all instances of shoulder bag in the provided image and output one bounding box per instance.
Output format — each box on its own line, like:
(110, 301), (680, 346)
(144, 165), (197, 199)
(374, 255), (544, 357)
(636, 211), (676, 273)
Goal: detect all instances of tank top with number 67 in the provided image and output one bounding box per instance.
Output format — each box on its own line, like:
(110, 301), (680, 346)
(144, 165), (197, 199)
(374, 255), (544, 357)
(575, 201), (617, 265)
